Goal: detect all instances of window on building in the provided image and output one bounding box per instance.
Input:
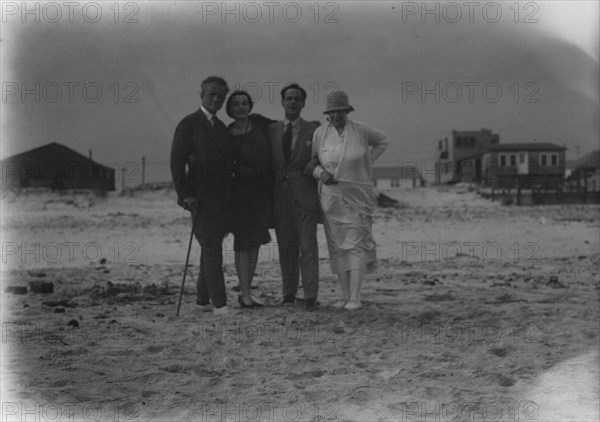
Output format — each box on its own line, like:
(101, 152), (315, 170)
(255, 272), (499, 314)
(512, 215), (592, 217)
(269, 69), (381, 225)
(539, 153), (558, 166)
(500, 154), (506, 167)
(456, 138), (462, 147)
(470, 138), (476, 147)
(510, 155), (516, 166)
(519, 153), (526, 164)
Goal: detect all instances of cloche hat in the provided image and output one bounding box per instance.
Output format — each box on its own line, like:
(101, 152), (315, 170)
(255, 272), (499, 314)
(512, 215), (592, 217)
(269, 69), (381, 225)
(323, 91), (355, 114)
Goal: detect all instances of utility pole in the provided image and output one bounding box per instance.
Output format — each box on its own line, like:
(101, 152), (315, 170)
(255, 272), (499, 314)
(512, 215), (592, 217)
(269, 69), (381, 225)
(141, 156), (146, 185)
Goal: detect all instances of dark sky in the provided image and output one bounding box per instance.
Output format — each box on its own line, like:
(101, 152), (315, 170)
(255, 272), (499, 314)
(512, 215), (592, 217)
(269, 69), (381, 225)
(1, 1), (598, 183)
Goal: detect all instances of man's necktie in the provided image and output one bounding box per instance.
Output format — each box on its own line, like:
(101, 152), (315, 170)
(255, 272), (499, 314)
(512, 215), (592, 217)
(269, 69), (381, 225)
(282, 122), (293, 163)
(211, 115), (218, 127)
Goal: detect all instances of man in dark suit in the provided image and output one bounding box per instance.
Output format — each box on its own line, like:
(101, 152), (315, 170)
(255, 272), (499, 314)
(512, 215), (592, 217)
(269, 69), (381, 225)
(170, 76), (234, 315)
(267, 83), (320, 311)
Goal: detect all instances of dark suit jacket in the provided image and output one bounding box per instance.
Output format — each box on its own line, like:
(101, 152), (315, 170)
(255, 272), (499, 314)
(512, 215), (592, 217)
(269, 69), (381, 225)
(170, 108), (235, 239)
(268, 118), (319, 213)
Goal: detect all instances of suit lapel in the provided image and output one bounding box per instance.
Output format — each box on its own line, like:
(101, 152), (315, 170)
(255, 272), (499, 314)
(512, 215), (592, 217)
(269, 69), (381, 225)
(198, 110), (229, 160)
(197, 109), (215, 137)
(290, 118), (308, 163)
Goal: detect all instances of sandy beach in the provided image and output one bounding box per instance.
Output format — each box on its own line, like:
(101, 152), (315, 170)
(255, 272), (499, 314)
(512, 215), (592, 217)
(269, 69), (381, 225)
(1, 185), (598, 422)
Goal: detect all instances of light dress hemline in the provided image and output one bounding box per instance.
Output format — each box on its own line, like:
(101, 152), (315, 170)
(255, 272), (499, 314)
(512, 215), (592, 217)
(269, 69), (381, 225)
(320, 182), (377, 274)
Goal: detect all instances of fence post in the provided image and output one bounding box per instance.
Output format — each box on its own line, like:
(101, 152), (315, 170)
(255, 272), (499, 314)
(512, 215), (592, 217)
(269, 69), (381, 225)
(141, 156), (146, 185)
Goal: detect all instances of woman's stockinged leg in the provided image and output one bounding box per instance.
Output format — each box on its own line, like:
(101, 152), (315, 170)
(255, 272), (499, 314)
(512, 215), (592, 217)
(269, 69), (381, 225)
(333, 270), (351, 308)
(246, 245), (260, 288)
(340, 271), (351, 300)
(246, 245), (264, 305)
(345, 266), (365, 310)
(235, 246), (259, 305)
(236, 245), (263, 307)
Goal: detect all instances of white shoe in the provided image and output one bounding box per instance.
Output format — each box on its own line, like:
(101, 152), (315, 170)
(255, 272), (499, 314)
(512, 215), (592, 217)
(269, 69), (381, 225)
(250, 296), (264, 306)
(344, 301), (362, 310)
(332, 300), (348, 309)
(199, 304), (213, 312)
(213, 305), (229, 316)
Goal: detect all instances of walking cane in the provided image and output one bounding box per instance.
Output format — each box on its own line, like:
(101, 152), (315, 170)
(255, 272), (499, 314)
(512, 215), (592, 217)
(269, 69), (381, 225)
(176, 210), (198, 316)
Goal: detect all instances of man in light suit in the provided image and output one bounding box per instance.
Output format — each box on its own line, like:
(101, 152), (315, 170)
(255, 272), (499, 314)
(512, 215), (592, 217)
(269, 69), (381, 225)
(268, 83), (320, 311)
(170, 76), (234, 315)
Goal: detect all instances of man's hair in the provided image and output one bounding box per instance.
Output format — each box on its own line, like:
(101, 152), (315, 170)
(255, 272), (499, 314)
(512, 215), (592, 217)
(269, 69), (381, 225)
(225, 90), (254, 119)
(280, 83), (307, 102)
(201, 76), (229, 95)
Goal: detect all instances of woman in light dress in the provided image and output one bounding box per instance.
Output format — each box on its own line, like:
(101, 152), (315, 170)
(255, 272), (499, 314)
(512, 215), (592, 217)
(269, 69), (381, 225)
(307, 91), (388, 310)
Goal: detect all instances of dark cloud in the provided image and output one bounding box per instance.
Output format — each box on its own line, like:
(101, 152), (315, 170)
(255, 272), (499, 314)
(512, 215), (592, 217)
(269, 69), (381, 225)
(1, 1), (597, 181)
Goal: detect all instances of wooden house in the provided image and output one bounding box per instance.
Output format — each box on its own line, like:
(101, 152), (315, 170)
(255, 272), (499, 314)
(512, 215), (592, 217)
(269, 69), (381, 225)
(1, 142), (115, 191)
(481, 143), (566, 189)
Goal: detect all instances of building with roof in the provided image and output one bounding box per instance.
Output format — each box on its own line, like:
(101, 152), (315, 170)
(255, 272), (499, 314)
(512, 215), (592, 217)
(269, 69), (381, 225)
(481, 143), (567, 189)
(436, 128), (499, 183)
(1, 142), (115, 191)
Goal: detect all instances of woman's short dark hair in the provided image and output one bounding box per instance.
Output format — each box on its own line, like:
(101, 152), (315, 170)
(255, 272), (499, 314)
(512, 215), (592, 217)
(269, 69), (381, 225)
(226, 90), (254, 118)
(280, 83), (307, 102)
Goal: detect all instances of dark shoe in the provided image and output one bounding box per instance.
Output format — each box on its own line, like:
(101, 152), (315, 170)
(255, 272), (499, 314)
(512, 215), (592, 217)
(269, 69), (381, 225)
(238, 296), (255, 309)
(281, 294), (295, 305)
(197, 303), (213, 312)
(305, 298), (317, 311)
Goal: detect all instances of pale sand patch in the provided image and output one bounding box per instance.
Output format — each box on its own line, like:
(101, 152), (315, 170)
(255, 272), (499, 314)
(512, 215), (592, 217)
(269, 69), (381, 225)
(1, 186), (598, 422)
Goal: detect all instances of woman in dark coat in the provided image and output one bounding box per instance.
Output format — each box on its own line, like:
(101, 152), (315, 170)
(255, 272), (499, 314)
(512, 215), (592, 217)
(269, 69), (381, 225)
(226, 90), (274, 308)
